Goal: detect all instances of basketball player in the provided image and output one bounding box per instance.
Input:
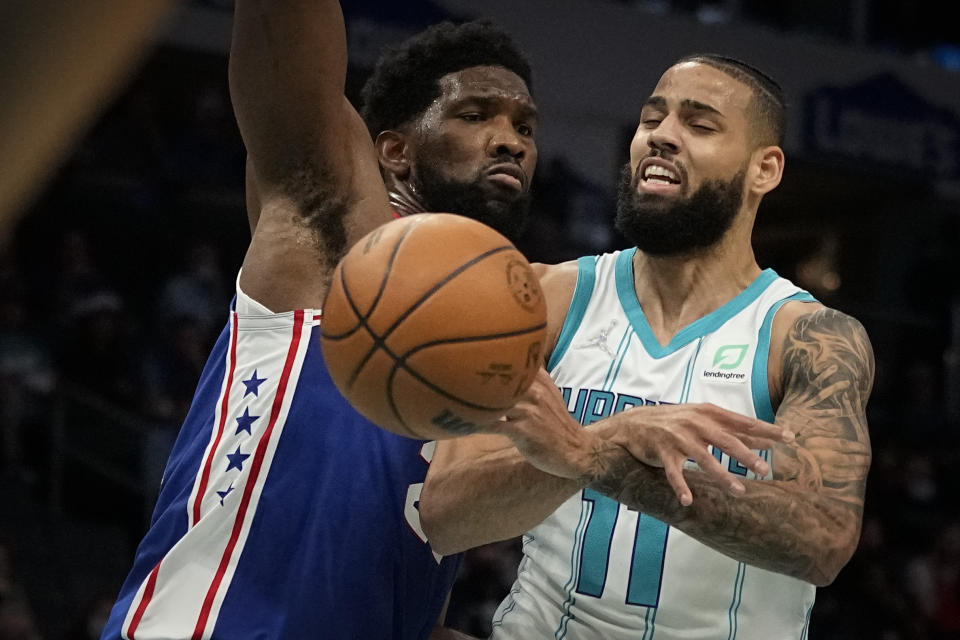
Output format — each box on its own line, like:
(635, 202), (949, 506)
(98, 8), (538, 640)
(421, 55), (874, 638)
(100, 1), (789, 637)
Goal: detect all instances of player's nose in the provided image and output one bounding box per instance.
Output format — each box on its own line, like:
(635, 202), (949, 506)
(647, 114), (681, 155)
(488, 117), (525, 159)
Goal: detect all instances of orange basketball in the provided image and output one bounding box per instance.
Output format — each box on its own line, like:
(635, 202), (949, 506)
(320, 213), (547, 440)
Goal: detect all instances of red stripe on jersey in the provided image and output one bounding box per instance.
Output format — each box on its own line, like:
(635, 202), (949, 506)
(192, 310), (305, 639)
(126, 313), (239, 637)
(192, 312), (240, 524)
(125, 562), (161, 638)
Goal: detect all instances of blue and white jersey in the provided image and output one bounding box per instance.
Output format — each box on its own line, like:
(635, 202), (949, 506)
(102, 281), (460, 640)
(491, 248), (817, 640)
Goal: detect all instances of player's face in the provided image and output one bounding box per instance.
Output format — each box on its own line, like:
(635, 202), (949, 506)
(615, 62), (754, 255)
(408, 66), (538, 240)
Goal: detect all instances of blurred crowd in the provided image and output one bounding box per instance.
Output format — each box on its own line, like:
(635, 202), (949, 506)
(1, 39), (960, 640)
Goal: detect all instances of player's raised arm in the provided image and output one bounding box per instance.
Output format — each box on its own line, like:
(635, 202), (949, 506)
(230, 0), (349, 192)
(229, 0), (392, 310)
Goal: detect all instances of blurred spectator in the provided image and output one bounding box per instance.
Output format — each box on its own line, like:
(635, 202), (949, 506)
(61, 592), (114, 640)
(0, 597), (42, 640)
(445, 540), (523, 637)
(139, 315), (210, 491)
(156, 241), (230, 340)
(141, 315), (209, 425)
(945, 298), (960, 425)
(0, 545), (42, 640)
(885, 451), (943, 554)
(168, 82), (244, 187)
(810, 515), (921, 639)
(57, 289), (139, 410)
(906, 522), (960, 638)
(0, 545), (11, 602)
(0, 258), (54, 481)
(53, 231), (108, 317)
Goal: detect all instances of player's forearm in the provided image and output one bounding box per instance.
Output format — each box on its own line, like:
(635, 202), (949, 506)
(420, 446), (583, 555)
(590, 457), (861, 586)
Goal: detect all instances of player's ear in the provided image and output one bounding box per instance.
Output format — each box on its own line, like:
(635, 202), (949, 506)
(375, 130), (411, 181)
(749, 145), (784, 196)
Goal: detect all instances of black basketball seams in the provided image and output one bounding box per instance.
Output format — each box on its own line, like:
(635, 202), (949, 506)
(319, 216), (423, 342)
(380, 244), (515, 338)
(385, 323), (547, 431)
(343, 242), (516, 389)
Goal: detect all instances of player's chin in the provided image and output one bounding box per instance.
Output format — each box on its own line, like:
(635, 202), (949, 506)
(632, 191), (676, 211)
(482, 188), (529, 211)
(485, 191), (531, 216)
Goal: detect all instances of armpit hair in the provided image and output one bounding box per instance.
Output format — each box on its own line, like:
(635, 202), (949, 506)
(279, 161), (349, 270)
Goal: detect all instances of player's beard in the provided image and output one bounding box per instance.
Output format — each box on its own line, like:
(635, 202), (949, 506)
(413, 160), (532, 242)
(614, 163), (745, 257)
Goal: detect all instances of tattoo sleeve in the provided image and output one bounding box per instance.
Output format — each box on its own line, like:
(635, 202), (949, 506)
(590, 308), (874, 586)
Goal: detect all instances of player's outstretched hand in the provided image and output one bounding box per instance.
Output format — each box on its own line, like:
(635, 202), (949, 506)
(594, 402), (794, 506)
(496, 368), (620, 481)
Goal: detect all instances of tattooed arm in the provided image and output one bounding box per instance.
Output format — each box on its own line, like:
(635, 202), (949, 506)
(590, 303), (874, 586)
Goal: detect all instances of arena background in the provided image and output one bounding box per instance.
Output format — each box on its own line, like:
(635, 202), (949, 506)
(1, 1), (958, 638)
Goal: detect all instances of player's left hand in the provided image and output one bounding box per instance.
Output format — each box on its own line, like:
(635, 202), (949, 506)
(592, 402), (791, 506)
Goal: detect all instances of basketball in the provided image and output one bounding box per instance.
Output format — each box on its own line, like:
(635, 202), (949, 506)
(320, 213), (547, 440)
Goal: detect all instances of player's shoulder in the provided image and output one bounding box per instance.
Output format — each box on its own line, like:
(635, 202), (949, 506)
(768, 300), (874, 406)
(771, 300), (870, 343)
(532, 261), (579, 363)
(532, 260), (579, 305)
(531, 260), (578, 284)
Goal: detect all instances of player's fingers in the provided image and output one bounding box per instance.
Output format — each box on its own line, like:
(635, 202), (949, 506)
(743, 417), (793, 443)
(736, 435), (779, 452)
(620, 439), (663, 470)
(700, 404), (793, 442)
(662, 457), (692, 507)
(687, 446), (743, 493)
(706, 433), (770, 477)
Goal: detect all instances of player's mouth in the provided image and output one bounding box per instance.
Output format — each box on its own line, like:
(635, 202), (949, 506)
(637, 158), (682, 195)
(485, 163), (526, 192)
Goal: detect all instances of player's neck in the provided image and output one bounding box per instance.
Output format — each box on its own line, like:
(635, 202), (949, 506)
(388, 180), (429, 217)
(631, 236), (761, 347)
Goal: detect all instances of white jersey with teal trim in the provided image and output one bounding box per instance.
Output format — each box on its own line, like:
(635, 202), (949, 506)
(491, 248), (818, 640)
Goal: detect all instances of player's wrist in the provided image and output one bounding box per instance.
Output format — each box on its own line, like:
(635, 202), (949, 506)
(493, 414), (605, 481)
(585, 409), (637, 451)
(574, 430), (630, 486)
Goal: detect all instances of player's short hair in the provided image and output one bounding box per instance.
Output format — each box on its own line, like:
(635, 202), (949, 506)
(360, 20), (533, 139)
(676, 54), (786, 147)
